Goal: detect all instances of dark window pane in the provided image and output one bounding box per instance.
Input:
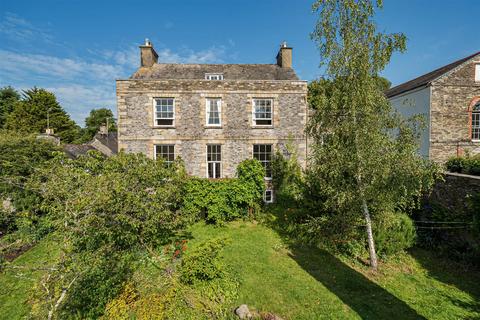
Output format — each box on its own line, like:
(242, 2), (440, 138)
(157, 119), (173, 126)
(256, 119), (272, 125)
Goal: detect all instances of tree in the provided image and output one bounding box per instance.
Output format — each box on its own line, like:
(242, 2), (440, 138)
(0, 86), (20, 128)
(307, 0), (440, 270)
(4, 88), (80, 143)
(308, 76), (391, 110)
(80, 108), (116, 142)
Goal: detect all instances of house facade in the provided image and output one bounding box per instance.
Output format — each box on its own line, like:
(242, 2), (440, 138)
(387, 52), (480, 162)
(116, 40), (308, 201)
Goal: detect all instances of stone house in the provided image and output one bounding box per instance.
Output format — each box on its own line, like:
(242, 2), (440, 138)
(116, 40), (308, 202)
(387, 52), (480, 162)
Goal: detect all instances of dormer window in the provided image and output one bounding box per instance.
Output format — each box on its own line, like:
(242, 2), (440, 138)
(205, 73), (224, 80)
(475, 64), (480, 82)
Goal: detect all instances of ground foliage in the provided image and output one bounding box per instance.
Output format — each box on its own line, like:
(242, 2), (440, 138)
(27, 151), (189, 318)
(103, 237), (239, 320)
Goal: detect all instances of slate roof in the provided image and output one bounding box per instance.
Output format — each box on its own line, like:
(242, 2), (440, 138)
(94, 132), (118, 154)
(386, 51), (480, 98)
(63, 144), (96, 159)
(130, 64), (299, 81)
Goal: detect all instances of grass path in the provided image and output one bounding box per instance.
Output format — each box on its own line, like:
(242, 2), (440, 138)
(0, 234), (62, 320)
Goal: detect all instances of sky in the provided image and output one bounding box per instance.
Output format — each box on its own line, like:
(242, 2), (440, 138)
(1, 0), (479, 125)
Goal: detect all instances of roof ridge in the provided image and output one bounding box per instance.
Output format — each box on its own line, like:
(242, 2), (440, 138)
(386, 51), (480, 98)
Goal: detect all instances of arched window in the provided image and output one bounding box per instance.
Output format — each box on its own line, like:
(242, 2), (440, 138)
(472, 101), (480, 141)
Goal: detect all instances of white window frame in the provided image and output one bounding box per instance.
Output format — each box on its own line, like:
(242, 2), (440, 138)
(205, 98), (222, 127)
(475, 64), (480, 82)
(154, 144), (175, 164)
(206, 144), (222, 179)
(264, 189), (274, 203)
(252, 98), (273, 127)
(472, 102), (480, 141)
(205, 73), (224, 80)
(153, 98), (175, 127)
(253, 144), (273, 180)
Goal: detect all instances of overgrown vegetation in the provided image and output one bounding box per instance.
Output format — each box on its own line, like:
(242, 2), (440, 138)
(1, 152), (267, 318)
(0, 132), (60, 259)
(182, 159), (265, 224)
(103, 237), (239, 320)
(413, 196), (480, 266)
(26, 151), (189, 318)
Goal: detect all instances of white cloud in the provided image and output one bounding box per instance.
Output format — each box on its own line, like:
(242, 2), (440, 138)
(0, 13), (230, 125)
(0, 44), (229, 124)
(0, 12), (53, 43)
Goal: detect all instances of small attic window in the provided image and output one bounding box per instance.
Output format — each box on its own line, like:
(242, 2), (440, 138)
(475, 64), (480, 82)
(205, 73), (223, 80)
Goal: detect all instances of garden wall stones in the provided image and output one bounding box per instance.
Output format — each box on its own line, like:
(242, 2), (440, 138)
(428, 172), (480, 214)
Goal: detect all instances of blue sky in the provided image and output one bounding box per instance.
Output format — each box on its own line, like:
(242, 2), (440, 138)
(1, 0), (479, 125)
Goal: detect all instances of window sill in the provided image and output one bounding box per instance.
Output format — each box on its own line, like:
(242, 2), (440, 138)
(252, 126), (274, 129)
(205, 126), (223, 129)
(152, 126), (175, 129)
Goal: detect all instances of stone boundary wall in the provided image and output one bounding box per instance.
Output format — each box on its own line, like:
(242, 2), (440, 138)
(428, 172), (480, 214)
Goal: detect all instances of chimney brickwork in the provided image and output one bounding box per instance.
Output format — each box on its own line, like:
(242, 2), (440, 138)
(276, 42), (292, 68)
(139, 39), (158, 68)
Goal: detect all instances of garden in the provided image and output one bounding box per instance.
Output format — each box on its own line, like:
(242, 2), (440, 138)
(2, 0), (480, 319)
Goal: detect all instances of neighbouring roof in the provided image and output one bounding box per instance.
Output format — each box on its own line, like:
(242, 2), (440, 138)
(94, 132), (118, 154)
(386, 51), (480, 98)
(63, 144), (96, 159)
(130, 64), (299, 81)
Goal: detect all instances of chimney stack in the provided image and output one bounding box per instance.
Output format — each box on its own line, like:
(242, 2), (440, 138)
(276, 41), (292, 68)
(139, 38), (158, 68)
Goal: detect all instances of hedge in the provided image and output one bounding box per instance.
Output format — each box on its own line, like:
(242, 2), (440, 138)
(446, 156), (480, 176)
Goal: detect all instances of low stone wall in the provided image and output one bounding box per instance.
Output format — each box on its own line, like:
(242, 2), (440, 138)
(429, 172), (480, 215)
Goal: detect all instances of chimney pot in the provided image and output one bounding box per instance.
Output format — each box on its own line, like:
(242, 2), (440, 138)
(139, 38), (158, 67)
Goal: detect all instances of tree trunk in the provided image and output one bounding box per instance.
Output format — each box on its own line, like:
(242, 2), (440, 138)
(362, 199), (378, 270)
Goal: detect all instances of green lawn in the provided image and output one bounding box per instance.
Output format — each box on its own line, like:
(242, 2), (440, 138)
(0, 234), (62, 320)
(1, 222), (479, 319)
(186, 221), (480, 320)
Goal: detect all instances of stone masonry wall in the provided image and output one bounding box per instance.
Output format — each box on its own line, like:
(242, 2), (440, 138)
(428, 172), (480, 216)
(430, 56), (480, 162)
(117, 79), (308, 178)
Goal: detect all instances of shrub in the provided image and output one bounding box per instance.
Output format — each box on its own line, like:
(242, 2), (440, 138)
(446, 156), (480, 176)
(271, 140), (304, 206)
(104, 237), (238, 320)
(182, 159), (265, 224)
(29, 151), (189, 318)
(180, 237), (228, 284)
(373, 212), (416, 258)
